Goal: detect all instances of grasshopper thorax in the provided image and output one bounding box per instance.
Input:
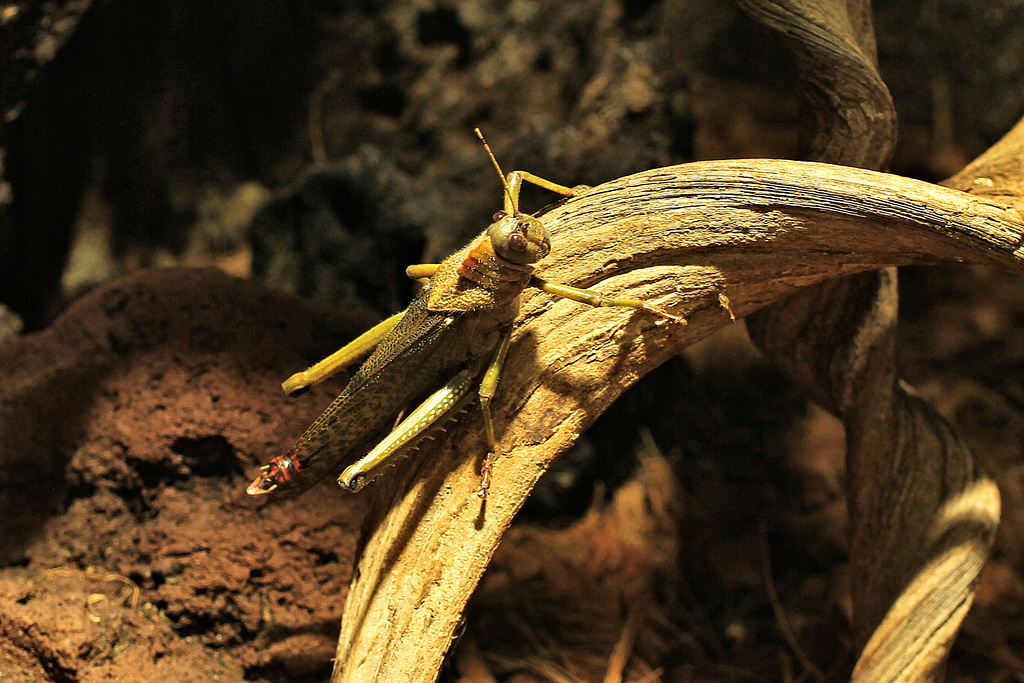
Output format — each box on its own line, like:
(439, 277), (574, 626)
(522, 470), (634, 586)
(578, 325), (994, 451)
(487, 211), (551, 265)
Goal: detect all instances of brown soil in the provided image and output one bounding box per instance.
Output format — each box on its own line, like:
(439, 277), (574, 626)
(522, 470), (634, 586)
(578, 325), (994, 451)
(0, 268), (373, 682)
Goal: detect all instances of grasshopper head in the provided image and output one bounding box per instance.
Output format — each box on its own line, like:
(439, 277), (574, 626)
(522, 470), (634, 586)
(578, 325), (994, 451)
(487, 211), (551, 265)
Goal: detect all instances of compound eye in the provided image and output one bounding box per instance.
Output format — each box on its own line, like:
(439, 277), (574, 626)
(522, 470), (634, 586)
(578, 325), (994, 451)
(508, 232), (528, 252)
(492, 211), (507, 223)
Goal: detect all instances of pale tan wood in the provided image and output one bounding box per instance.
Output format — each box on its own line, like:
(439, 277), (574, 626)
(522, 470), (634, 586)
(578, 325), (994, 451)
(331, 158), (1024, 683)
(945, 117), (1024, 215)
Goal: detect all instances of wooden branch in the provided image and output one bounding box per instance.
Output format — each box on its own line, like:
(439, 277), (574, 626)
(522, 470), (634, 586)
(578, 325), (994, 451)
(840, 117), (1024, 682)
(331, 158), (1024, 683)
(734, 0), (896, 168)
(945, 116), (1024, 213)
(733, 3), (1003, 679)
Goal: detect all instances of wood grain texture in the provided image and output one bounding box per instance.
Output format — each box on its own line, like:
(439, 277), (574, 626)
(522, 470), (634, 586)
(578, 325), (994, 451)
(735, 2), (1002, 680)
(945, 117), (1024, 214)
(734, 0), (896, 169)
(331, 158), (1024, 683)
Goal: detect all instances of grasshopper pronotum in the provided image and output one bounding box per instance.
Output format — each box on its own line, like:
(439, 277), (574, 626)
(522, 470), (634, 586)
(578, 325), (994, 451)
(246, 130), (685, 499)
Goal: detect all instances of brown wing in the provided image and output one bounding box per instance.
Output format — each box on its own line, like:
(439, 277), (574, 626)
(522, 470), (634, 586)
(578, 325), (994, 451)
(344, 294), (459, 393)
(257, 294), (472, 497)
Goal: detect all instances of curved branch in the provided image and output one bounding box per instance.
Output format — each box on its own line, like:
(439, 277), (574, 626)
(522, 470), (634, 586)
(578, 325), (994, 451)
(331, 159), (1024, 683)
(946, 117), (1024, 214)
(733, 2), (1000, 678)
(734, 0), (896, 168)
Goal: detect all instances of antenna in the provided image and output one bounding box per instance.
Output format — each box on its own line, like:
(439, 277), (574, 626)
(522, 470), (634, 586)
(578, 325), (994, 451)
(474, 127), (517, 213)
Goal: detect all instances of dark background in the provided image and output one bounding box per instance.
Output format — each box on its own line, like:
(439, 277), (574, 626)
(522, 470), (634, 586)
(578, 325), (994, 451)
(1, 1), (1023, 681)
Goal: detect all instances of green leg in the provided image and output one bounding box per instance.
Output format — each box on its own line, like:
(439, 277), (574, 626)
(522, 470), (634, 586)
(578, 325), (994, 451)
(406, 263), (440, 280)
(474, 129), (587, 213)
(281, 311), (405, 396)
(510, 170), (588, 198)
(337, 369), (476, 492)
(530, 276), (687, 325)
(503, 170), (589, 214)
(475, 328), (513, 498)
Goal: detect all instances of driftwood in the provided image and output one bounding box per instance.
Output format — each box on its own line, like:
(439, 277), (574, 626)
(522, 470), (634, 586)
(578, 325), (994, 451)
(737, 1), (1015, 680)
(331, 158), (1020, 682)
(332, 0), (1022, 680)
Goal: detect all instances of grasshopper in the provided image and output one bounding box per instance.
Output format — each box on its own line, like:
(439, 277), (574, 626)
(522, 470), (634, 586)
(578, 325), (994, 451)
(246, 130), (685, 499)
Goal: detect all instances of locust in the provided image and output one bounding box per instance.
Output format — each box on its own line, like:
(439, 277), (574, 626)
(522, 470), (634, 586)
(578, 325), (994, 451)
(246, 130), (685, 499)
